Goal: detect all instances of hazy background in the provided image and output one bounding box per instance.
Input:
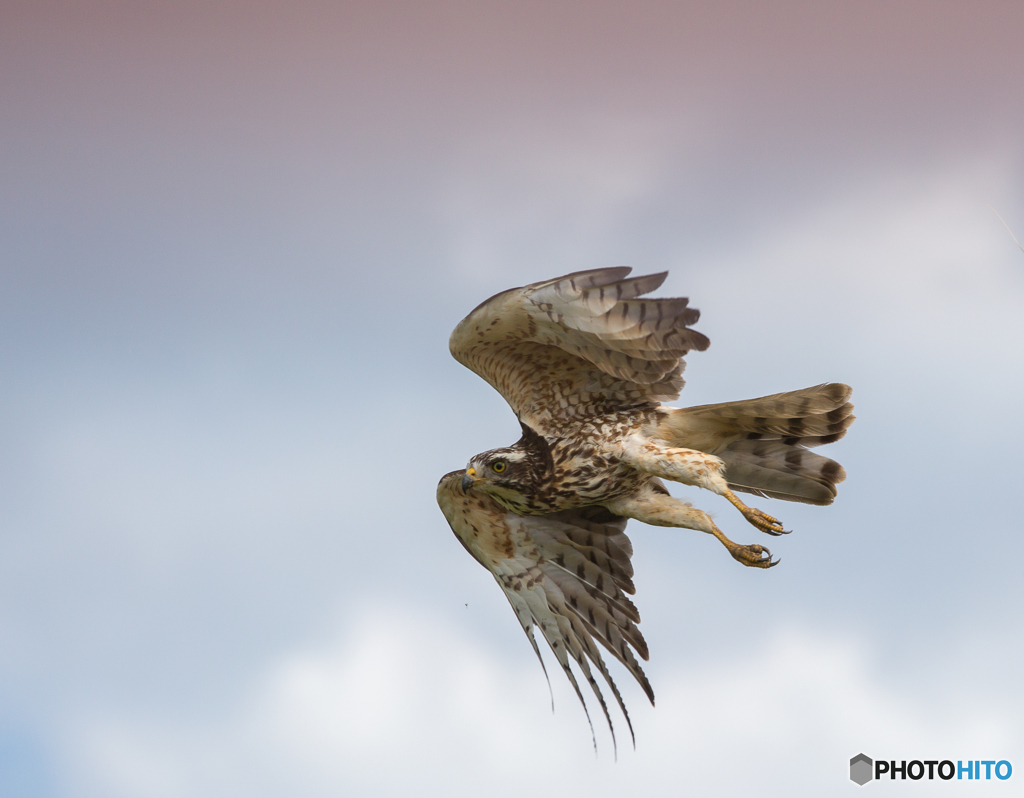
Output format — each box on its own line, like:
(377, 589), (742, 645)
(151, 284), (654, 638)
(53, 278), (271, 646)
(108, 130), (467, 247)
(2, 2), (1023, 795)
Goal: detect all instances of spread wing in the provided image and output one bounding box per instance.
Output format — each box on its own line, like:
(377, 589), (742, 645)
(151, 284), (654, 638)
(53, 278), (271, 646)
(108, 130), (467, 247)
(436, 470), (654, 754)
(449, 268), (709, 434)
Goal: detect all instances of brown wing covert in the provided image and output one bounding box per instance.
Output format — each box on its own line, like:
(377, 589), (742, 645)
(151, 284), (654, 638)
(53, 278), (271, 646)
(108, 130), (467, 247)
(449, 268), (709, 433)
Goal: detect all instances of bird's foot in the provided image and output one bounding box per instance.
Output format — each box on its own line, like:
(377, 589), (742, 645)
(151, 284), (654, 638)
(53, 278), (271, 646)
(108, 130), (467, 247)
(724, 490), (789, 536)
(708, 521), (779, 568)
(726, 541), (778, 569)
(741, 506), (788, 536)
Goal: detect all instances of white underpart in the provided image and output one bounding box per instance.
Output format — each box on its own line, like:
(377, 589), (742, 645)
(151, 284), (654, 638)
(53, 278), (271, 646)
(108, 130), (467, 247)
(617, 433), (728, 495)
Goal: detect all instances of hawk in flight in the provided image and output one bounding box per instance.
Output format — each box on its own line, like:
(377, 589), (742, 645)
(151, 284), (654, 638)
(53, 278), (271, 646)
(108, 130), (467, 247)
(437, 268), (853, 751)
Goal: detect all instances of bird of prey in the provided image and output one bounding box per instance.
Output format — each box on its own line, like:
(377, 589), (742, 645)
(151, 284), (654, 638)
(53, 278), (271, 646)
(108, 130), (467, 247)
(437, 268), (853, 751)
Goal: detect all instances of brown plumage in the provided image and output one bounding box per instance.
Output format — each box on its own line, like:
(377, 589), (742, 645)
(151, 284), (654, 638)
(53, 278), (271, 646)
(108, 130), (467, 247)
(655, 383), (854, 504)
(437, 472), (651, 755)
(437, 268), (854, 748)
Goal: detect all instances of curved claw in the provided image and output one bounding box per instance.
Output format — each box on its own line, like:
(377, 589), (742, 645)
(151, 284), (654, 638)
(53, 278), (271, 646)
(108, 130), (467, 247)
(743, 507), (789, 536)
(723, 490), (790, 536)
(728, 542), (778, 569)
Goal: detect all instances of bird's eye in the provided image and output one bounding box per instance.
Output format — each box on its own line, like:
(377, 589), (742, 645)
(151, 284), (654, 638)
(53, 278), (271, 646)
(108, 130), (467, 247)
(492, 460), (507, 473)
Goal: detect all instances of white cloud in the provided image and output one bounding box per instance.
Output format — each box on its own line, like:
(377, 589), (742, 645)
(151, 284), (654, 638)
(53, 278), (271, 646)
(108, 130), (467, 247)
(69, 605), (1020, 798)
(677, 149), (1024, 325)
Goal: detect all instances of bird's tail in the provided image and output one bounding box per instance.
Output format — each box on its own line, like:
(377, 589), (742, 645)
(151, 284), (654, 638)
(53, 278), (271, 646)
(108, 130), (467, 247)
(654, 383), (854, 505)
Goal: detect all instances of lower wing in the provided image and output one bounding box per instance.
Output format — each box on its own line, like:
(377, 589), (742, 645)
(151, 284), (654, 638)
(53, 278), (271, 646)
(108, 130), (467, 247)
(436, 471), (654, 754)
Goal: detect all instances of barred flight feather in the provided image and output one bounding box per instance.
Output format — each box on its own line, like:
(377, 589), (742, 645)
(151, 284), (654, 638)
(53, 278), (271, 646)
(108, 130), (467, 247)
(437, 472), (653, 754)
(450, 267), (708, 433)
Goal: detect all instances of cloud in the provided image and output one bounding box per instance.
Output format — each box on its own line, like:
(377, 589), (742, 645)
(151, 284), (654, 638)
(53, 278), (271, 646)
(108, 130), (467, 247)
(69, 606), (1018, 798)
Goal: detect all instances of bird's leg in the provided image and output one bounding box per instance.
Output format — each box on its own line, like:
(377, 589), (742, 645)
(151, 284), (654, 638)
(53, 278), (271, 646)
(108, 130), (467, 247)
(617, 436), (788, 535)
(605, 482), (777, 569)
(722, 488), (788, 536)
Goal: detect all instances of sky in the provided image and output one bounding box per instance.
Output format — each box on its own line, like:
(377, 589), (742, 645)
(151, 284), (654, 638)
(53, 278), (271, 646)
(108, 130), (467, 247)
(2, 1), (1023, 795)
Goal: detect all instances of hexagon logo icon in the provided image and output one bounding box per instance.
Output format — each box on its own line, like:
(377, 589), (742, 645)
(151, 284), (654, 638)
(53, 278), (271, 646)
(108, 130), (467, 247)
(850, 753), (873, 785)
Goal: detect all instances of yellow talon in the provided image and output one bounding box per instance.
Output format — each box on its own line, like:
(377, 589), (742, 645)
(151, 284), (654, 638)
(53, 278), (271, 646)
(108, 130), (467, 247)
(723, 490), (789, 536)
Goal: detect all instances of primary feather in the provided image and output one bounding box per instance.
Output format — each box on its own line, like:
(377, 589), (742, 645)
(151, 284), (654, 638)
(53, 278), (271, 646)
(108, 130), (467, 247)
(437, 472), (653, 754)
(449, 269), (709, 431)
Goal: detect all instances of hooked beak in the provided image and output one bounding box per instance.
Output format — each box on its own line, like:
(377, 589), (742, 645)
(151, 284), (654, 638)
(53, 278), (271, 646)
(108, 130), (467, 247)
(461, 467), (477, 492)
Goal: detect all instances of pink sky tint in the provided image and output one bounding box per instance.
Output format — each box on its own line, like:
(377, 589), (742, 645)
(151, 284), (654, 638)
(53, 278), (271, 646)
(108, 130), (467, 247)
(2, 0), (1021, 321)
(3, 1), (1022, 152)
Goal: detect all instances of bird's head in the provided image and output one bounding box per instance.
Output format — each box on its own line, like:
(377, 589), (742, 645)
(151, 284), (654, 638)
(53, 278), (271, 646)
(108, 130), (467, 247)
(461, 423), (553, 511)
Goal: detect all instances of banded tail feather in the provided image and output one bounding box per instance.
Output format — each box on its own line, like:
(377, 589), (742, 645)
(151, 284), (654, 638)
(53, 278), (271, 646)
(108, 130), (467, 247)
(656, 383), (854, 505)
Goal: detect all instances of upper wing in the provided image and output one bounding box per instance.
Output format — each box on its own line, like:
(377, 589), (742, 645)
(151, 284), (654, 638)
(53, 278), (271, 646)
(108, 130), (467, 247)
(450, 268), (709, 434)
(436, 470), (654, 754)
